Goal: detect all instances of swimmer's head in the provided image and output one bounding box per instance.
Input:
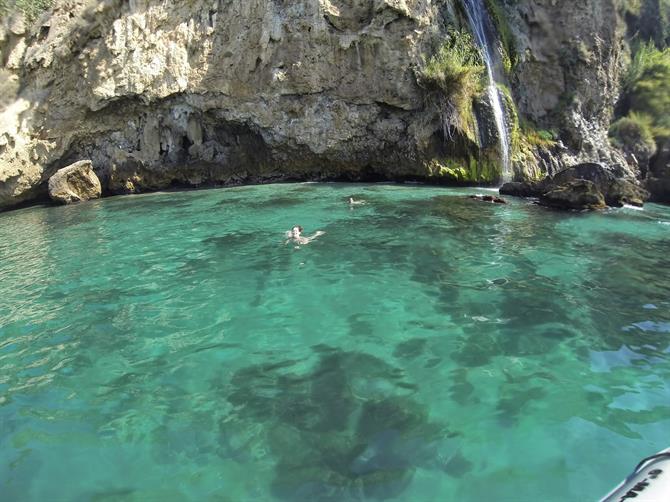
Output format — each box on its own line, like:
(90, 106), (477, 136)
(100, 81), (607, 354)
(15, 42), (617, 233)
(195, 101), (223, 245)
(348, 197), (354, 203)
(291, 226), (303, 238)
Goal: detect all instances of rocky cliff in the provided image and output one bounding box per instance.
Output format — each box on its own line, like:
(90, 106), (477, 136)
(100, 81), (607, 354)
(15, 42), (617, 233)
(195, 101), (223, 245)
(0, 0), (635, 210)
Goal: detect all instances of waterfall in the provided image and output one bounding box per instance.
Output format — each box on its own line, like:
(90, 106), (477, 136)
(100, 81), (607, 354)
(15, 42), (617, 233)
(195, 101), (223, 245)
(462, 0), (512, 181)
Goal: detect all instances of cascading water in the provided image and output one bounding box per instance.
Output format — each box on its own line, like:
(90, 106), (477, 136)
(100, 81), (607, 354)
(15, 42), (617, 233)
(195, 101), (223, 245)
(462, 0), (512, 181)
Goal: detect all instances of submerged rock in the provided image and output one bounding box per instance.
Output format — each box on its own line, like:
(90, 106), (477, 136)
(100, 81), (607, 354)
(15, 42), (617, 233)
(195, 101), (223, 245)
(224, 348), (460, 500)
(468, 194), (507, 204)
(48, 160), (102, 205)
(539, 180), (606, 210)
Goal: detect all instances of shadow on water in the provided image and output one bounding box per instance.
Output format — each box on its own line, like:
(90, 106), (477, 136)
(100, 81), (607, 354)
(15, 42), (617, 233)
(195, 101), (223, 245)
(221, 348), (464, 500)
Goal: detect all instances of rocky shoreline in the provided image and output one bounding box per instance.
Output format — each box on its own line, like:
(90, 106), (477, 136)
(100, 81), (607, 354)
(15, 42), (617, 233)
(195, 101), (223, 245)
(1, 0), (668, 212)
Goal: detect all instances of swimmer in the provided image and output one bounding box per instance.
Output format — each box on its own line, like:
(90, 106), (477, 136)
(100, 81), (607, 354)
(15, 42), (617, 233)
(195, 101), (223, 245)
(348, 197), (366, 206)
(285, 225), (325, 246)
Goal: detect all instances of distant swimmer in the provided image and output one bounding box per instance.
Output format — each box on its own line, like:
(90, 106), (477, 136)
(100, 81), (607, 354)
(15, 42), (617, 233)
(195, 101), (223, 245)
(348, 197), (366, 206)
(285, 225), (325, 246)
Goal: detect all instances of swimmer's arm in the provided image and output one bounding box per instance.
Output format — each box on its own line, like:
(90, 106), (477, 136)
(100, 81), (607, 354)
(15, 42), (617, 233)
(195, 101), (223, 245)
(309, 231), (325, 240)
(303, 231), (325, 243)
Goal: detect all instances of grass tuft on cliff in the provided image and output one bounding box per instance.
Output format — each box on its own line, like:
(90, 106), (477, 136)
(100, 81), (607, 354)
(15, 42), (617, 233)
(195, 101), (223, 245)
(420, 30), (485, 141)
(609, 112), (658, 164)
(0, 0), (52, 21)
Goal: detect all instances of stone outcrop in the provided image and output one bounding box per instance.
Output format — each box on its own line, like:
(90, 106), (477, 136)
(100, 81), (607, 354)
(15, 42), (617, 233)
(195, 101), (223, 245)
(48, 160), (102, 204)
(540, 180), (606, 211)
(0, 0), (639, 210)
(500, 162), (649, 209)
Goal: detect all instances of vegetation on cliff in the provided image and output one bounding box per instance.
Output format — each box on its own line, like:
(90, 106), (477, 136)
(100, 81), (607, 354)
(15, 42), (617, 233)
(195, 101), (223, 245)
(482, 0), (516, 72)
(420, 30), (484, 142)
(0, 0), (51, 21)
(612, 5), (670, 163)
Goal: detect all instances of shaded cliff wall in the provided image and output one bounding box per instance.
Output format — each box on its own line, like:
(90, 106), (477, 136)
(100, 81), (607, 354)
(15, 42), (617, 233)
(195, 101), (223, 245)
(500, 0), (629, 176)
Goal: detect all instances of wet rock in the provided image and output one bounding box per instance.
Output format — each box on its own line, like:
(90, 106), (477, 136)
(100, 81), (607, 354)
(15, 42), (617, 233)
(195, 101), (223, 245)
(539, 180), (606, 210)
(499, 181), (544, 198)
(605, 178), (649, 207)
(48, 160), (102, 204)
(551, 163), (648, 206)
(469, 195), (507, 204)
(502, 162), (648, 209)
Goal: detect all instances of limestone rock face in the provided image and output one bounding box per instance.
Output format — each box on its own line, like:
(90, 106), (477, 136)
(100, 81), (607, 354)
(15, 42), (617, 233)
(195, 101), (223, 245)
(0, 0), (635, 209)
(48, 160), (102, 204)
(503, 0), (631, 176)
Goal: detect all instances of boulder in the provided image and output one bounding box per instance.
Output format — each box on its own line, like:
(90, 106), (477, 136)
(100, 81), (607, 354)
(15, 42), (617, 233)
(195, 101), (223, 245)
(499, 181), (544, 198)
(48, 160), (102, 204)
(539, 180), (606, 210)
(500, 162), (649, 209)
(605, 179), (649, 207)
(551, 163), (614, 189)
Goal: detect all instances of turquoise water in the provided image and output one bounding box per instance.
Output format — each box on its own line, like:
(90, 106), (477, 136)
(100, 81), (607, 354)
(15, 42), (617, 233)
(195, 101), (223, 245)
(1, 183), (669, 501)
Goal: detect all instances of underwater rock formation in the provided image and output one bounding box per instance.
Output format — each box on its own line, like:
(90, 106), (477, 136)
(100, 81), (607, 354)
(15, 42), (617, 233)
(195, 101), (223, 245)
(223, 348), (462, 500)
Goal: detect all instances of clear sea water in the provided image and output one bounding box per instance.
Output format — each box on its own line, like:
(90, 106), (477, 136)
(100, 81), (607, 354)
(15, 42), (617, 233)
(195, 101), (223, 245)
(1, 183), (669, 501)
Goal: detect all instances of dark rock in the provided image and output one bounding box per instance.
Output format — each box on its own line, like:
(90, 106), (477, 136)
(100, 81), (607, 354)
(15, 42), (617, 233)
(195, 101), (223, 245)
(646, 139), (670, 202)
(539, 180), (606, 210)
(605, 178), (649, 207)
(502, 162), (649, 209)
(551, 163), (649, 206)
(647, 176), (670, 203)
(469, 194), (507, 204)
(551, 162), (614, 189)
(499, 181), (544, 198)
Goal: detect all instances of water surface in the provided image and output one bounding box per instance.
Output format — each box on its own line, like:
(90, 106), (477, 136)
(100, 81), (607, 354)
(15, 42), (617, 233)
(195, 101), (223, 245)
(1, 184), (669, 501)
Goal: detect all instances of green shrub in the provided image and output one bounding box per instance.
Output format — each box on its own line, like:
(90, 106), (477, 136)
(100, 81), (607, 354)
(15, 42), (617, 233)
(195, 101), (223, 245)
(523, 128), (557, 148)
(609, 112), (658, 163)
(0, 0), (52, 21)
(420, 30), (485, 141)
(622, 43), (670, 138)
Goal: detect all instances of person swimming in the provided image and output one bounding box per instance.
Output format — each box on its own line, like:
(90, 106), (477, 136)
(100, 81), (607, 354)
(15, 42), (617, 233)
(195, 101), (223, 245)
(285, 225), (325, 246)
(348, 197), (365, 206)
